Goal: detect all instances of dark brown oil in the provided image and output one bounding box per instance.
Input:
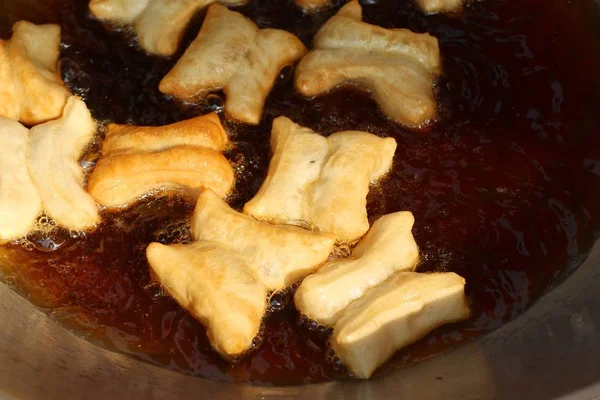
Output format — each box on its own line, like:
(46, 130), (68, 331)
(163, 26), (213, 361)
(1, 0), (600, 386)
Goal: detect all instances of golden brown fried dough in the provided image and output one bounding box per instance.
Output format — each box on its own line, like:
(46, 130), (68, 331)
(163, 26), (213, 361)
(295, 212), (419, 326)
(27, 97), (100, 230)
(0, 21), (70, 125)
(159, 4), (308, 124)
(87, 113), (234, 209)
(89, 0), (250, 56)
(146, 241), (267, 358)
(88, 146), (234, 208)
(192, 189), (335, 290)
(101, 112), (229, 154)
(295, 0), (441, 127)
(244, 117), (396, 242)
(332, 272), (470, 378)
(417, 0), (464, 13)
(0, 118), (42, 242)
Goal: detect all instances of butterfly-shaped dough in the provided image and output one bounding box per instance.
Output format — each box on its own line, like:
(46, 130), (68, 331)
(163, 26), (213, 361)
(295, 0), (441, 127)
(146, 188), (334, 358)
(147, 241), (267, 358)
(332, 271), (470, 378)
(244, 116), (396, 243)
(89, 0), (250, 56)
(0, 118), (42, 242)
(295, 211), (419, 326)
(295, 211), (469, 378)
(159, 4), (308, 125)
(87, 113), (234, 209)
(0, 21), (70, 125)
(192, 189), (335, 290)
(27, 97), (100, 231)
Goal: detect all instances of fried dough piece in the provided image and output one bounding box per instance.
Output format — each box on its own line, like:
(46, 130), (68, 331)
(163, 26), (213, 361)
(191, 189), (335, 290)
(0, 21), (70, 125)
(244, 117), (329, 224)
(331, 272), (470, 378)
(88, 147), (234, 208)
(295, 212), (419, 326)
(417, 0), (464, 14)
(159, 4), (308, 124)
(310, 131), (397, 241)
(87, 113), (234, 209)
(0, 118), (42, 242)
(146, 241), (267, 358)
(295, 0), (441, 127)
(27, 97), (100, 230)
(101, 113), (228, 154)
(102, 113), (229, 154)
(89, 0), (250, 56)
(146, 189), (335, 358)
(244, 117), (396, 242)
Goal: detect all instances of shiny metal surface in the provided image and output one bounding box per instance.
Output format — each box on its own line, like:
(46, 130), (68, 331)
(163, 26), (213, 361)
(1, 0), (600, 399)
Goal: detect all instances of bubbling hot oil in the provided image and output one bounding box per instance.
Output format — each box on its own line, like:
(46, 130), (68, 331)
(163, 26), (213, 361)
(0, 0), (600, 386)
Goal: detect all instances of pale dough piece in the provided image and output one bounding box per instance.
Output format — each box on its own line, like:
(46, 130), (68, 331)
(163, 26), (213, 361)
(0, 21), (70, 125)
(295, 211), (419, 326)
(146, 188), (335, 358)
(295, 0), (441, 127)
(147, 241), (267, 358)
(102, 112), (229, 154)
(244, 116), (396, 242)
(87, 113), (234, 209)
(331, 271), (470, 378)
(159, 4), (308, 125)
(27, 97), (100, 230)
(417, 0), (464, 13)
(0, 118), (42, 242)
(244, 117), (329, 224)
(88, 146), (234, 208)
(89, 0), (250, 56)
(309, 130), (397, 240)
(191, 189), (335, 290)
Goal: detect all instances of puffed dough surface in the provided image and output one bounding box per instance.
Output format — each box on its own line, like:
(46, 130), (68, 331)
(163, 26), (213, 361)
(146, 189), (335, 358)
(295, 211), (419, 326)
(0, 21), (70, 125)
(0, 118), (42, 242)
(27, 96), (100, 231)
(159, 4), (307, 124)
(89, 0), (250, 56)
(87, 113), (234, 209)
(147, 240), (268, 358)
(332, 271), (470, 378)
(295, 0), (441, 127)
(244, 116), (396, 242)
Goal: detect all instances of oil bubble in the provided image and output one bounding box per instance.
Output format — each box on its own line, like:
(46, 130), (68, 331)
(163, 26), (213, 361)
(4, 276), (17, 288)
(144, 282), (165, 299)
(333, 357), (344, 370)
(268, 291), (288, 312)
(206, 93), (224, 112)
(278, 65), (294, 83)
